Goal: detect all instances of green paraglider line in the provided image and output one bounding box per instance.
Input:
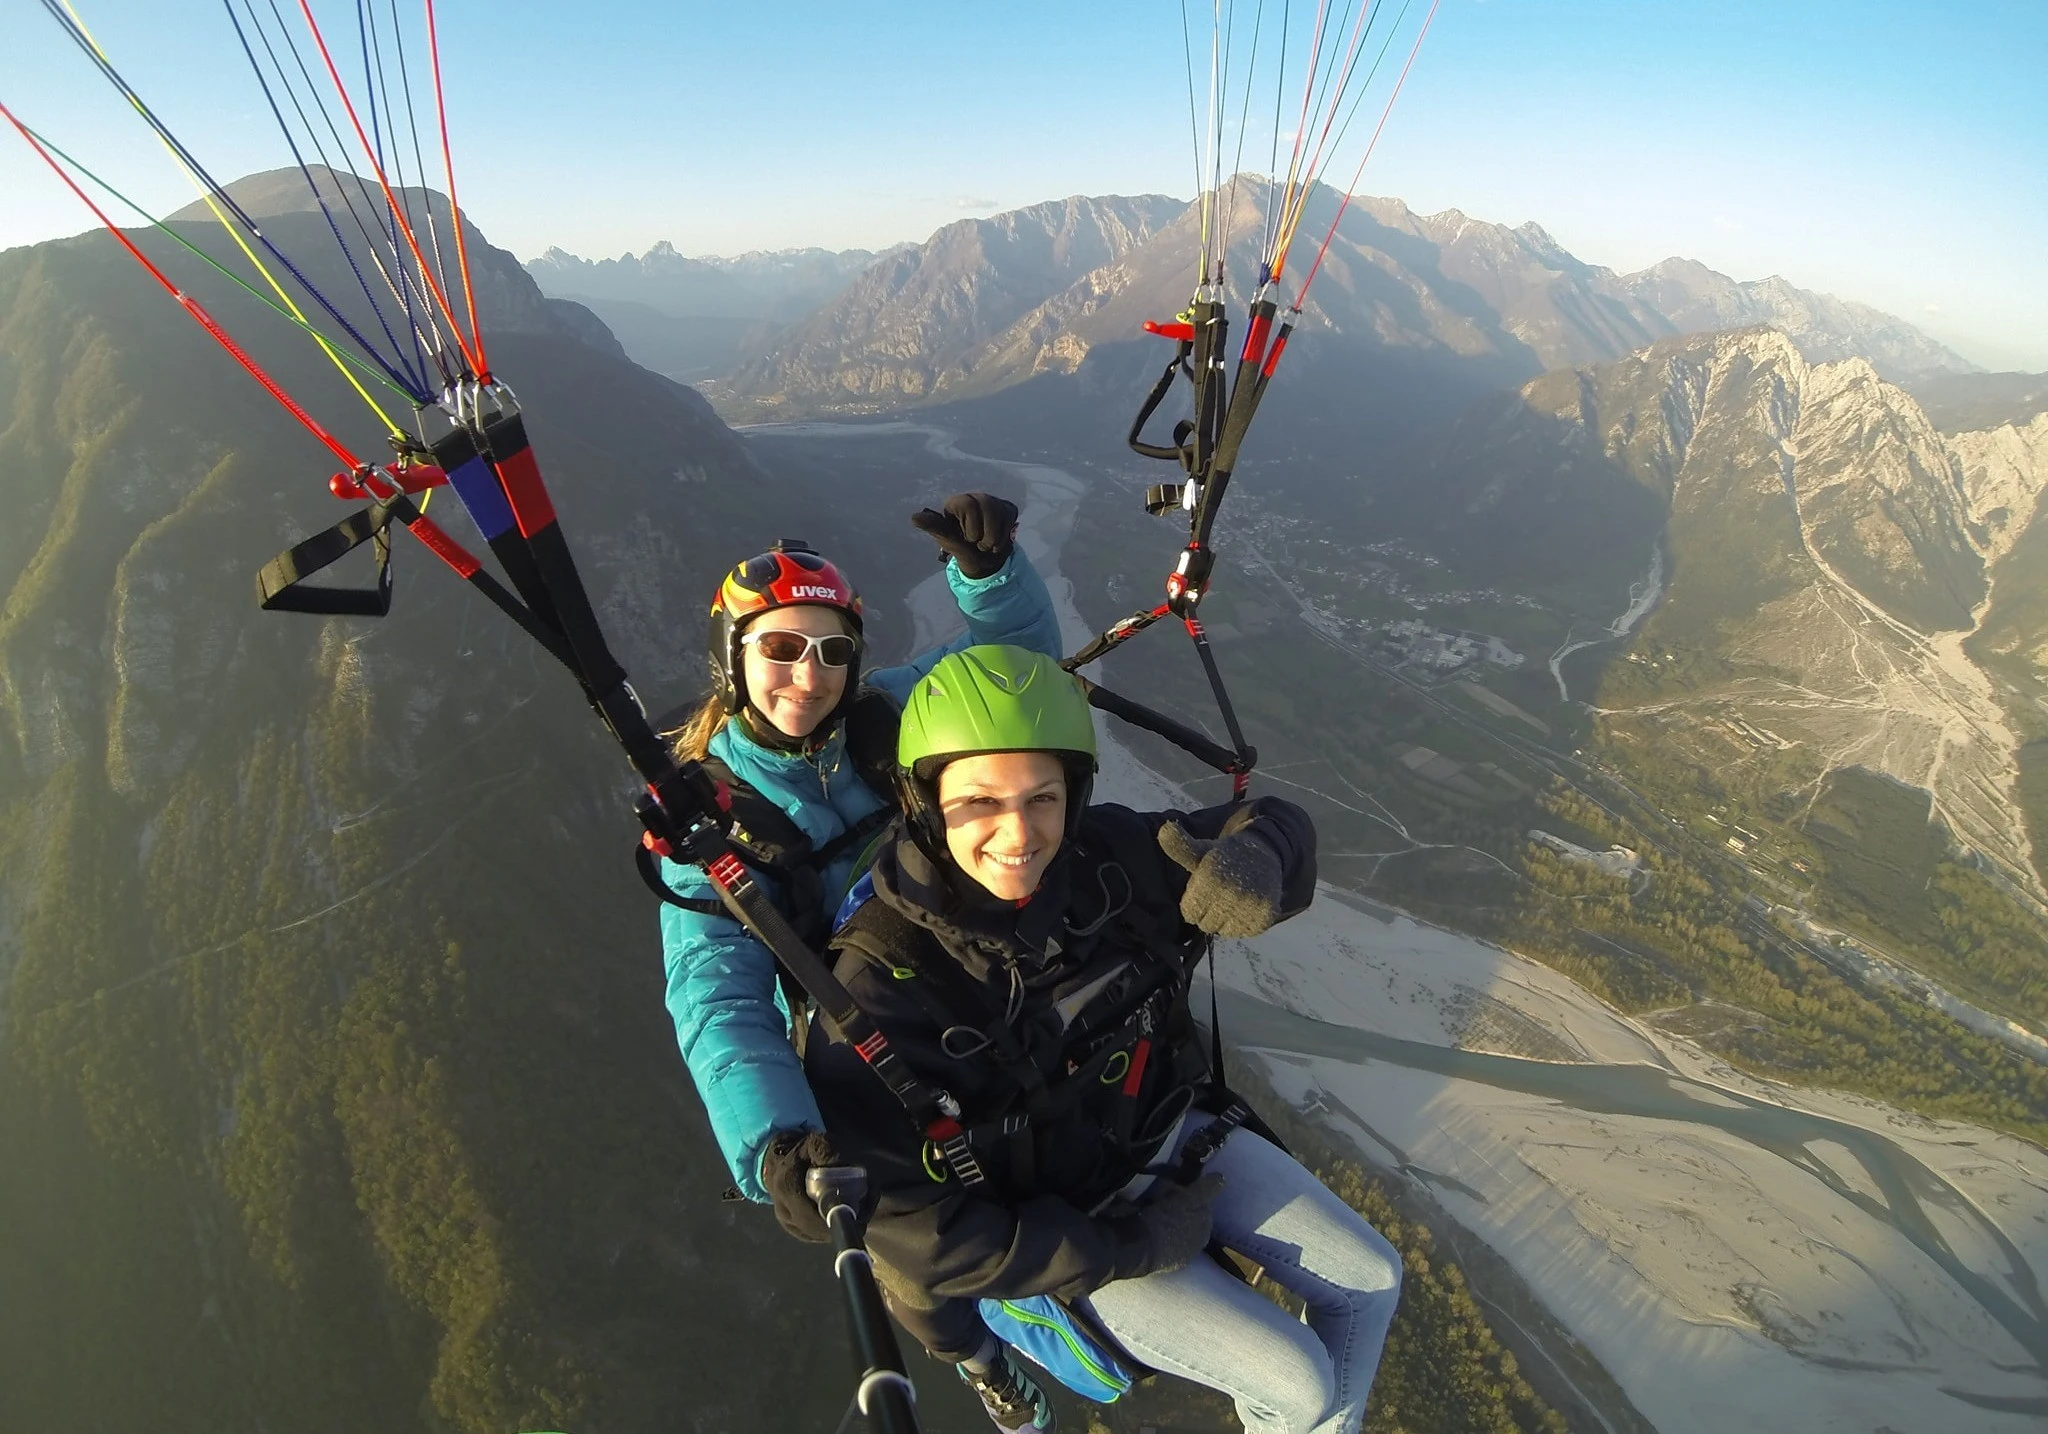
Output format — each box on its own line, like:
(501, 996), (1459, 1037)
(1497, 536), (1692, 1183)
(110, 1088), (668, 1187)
(15, 121), (421, 404)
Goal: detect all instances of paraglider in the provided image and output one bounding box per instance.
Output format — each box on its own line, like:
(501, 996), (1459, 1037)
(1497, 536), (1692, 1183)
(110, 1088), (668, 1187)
(3, 0), (1438, 1427)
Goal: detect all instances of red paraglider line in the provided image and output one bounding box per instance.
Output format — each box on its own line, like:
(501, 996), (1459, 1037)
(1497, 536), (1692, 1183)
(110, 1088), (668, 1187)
(1291, 0), (1378, 220)
(0, 96), (363, 470)
(295, 0), (481, 379)
(423, 0), (486, 375)
(1, 96), (515, 593)
(1292, 0), (1438, 309)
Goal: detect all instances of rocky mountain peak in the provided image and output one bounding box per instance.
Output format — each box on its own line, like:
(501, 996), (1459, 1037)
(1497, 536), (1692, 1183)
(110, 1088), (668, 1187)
(720, 192), (1185, 411)
(1511, 219), (1567, 256)
(1953, 410), (2048, 562)
(1619, 262), (1976, 379)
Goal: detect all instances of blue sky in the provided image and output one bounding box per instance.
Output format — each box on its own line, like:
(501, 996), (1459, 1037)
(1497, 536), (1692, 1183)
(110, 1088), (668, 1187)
(3, 0), (2043, 368)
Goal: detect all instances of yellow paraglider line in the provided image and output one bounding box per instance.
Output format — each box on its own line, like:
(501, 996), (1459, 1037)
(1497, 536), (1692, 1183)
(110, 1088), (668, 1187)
(55, 0), (409, 441)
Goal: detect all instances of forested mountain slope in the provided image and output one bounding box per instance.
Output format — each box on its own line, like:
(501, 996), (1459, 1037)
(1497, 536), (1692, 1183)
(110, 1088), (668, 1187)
(0, 207), (889, 1433)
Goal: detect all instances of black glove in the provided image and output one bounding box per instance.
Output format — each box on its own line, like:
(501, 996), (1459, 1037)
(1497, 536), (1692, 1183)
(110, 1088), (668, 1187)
(1111, 1172), (1224, 1279)
(1158, 821), (1286, 937)
(911, 492), (1018, 579)
(759, 1128), (837, 1243)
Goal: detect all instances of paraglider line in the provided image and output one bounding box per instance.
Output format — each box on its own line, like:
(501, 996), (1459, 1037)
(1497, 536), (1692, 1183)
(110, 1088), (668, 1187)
(241, 0), (420, 364)
(37, 0), (431, 400)
(222, 0), (423, 408)
(15, 120), (415, 413)
(356, 0), (442, 389)
(249, 0), (445, 382)
(425, 0), (487, 374)
(1314, 0), (1415, 202)
(295, 0), (482, 377)
(1273, 0), (1334, 271)
(2, 102), (554, 649)
(3, 95), (360, 468)
(45, 0), (411, 431)
(1293, 0), (1437, 309)
(1220, 0), (1268, 283)
(388, 0), (462, 350)
(1288, 0), (1381, 239)
(1257, 0), (1291, 270)
(1179, 0), (1208, 275)
(1272, 0), (1387, 276)
(356, 0), (455, 384)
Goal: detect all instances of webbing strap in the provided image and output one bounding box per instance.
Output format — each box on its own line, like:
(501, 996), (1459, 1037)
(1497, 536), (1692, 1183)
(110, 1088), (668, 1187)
(1069, 293), (1291, 795)
(257, 499), (396, 615)
(813, 805), (895, 868)
(1183, 618), (1255, 797)
(1128, 341), (1194, 463)
(1062, 604), (1170, 673)
(476, 409), (673, 783)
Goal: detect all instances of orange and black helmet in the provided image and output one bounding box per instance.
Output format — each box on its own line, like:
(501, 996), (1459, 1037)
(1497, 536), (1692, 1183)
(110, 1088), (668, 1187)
(708, 539), (864, 717)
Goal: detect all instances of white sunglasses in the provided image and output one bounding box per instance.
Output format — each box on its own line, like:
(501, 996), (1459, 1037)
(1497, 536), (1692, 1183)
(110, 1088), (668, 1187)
(740, 629), (859, 667)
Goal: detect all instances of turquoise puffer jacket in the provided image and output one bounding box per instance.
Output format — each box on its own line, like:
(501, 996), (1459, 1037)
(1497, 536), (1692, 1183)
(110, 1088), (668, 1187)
(658, 549), (1062, 1200)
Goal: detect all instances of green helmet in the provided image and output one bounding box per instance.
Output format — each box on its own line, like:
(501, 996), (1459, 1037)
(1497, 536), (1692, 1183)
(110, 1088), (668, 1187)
(900, 646), (1098, 768)
(897, 645), (1098, 849)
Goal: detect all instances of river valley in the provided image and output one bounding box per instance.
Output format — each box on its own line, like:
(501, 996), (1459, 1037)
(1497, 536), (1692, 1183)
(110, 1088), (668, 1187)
(744, 422), (2048, 1433)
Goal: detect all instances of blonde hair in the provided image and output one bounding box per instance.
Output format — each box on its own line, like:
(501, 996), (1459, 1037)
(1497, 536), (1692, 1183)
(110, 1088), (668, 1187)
(667, 692), (729, 763)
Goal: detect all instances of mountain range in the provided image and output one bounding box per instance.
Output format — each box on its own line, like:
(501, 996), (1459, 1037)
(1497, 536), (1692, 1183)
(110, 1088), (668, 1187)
(524, 240), (887, 322)
(524, 241), (890, 383)
(531, 178), (1977, 433)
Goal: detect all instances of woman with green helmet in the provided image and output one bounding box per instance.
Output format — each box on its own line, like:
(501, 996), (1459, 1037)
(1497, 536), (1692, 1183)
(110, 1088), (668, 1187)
(806, 645), (1403, 1434)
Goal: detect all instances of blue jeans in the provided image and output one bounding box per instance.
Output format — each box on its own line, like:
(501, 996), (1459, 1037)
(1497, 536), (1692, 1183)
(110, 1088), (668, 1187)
(1080, 1128), (1402, 1434)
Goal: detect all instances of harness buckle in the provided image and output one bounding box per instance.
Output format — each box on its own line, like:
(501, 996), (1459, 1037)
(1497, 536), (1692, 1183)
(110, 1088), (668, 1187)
(1166, 545), (1215, 616)
(931, 1126), (986, 1187)
(1174, 1101), (1248, 1184)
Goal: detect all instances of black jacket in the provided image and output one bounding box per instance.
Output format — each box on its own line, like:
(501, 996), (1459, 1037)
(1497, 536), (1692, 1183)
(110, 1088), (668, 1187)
(804, 796), (1315, 1304)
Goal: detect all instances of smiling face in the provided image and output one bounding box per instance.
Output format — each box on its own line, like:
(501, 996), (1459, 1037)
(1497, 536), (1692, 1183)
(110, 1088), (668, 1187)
(740, 604), (852, 738)
(935, 750), (1069, 901)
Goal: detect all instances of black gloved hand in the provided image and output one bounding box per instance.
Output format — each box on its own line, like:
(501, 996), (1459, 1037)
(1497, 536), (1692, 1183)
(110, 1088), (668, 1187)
(1111, 1172), (1224, 1279)
(911, 492), (1019, 579)
(759, 1128), (837, 1243)
(1158, 821), (1285, 937)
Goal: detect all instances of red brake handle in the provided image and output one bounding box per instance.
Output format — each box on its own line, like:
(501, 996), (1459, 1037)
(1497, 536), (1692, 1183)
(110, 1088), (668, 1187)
(329, 463), (449, 501)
